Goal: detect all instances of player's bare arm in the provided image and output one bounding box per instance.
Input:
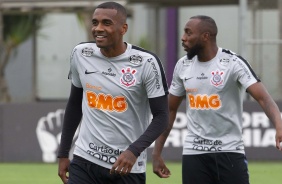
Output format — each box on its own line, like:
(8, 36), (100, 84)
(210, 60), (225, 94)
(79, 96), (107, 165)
(247, 82), (282, 151)
(152, 94), (184, 178)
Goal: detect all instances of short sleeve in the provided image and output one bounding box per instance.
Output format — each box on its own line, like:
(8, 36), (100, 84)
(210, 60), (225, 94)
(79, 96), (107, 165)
(68, 47), (82, 88)
(169, 59), (186, 97)
(233, 57), (260, 90)
(143, 57), (168, 98)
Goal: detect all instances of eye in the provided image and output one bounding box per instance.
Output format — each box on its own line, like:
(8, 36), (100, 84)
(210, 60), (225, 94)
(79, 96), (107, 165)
(103, 20), (112, 26)
(184, 29), (192, 36)
(187, 31), (192, 36)
(92, 20), (98, 26)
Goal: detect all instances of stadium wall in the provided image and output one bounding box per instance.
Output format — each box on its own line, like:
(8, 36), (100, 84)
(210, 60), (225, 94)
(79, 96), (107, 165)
(0, 101), (282, 163)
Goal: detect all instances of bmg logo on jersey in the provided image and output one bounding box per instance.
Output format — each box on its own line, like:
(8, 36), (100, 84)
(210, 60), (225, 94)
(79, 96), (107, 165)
(188, 94), (222, 110)
(86, 91), (128, 112)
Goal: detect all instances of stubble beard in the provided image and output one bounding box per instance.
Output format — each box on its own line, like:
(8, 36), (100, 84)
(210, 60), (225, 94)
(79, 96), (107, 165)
(187, 43), (203, 60)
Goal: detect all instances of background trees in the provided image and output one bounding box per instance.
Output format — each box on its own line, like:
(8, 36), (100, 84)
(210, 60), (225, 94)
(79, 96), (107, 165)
(0, 14), (44, 102)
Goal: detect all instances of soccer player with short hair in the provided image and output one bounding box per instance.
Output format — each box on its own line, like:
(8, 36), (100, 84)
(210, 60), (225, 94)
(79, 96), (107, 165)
(152, 15), (282, 184)
(57, 2), (169, 184)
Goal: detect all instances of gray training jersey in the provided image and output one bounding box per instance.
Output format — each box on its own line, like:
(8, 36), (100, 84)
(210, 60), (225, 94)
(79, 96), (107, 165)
(69, 42), (167, 173)
(169, 48), (260, 155)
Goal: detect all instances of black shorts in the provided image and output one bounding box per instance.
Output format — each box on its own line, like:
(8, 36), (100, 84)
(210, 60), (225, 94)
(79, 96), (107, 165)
(182, 152), (249, 184)
(68, 155), (146, 184)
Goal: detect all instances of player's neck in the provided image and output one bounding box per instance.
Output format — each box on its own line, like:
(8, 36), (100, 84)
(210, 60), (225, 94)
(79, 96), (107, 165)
(198, 45), (218, 62)
(100, 42), (127, 58)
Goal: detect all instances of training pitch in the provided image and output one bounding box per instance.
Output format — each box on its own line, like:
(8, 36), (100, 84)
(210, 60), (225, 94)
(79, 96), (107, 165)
(0, 161), (281, 184)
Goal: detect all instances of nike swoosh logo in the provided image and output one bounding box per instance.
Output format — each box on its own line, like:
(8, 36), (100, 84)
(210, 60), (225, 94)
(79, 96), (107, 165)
(184, 77), (193, 81)
(85, 70), (99, 74)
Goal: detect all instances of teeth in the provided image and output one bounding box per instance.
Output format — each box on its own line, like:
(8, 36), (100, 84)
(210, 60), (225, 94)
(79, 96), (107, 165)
(96, 36), (105, 38)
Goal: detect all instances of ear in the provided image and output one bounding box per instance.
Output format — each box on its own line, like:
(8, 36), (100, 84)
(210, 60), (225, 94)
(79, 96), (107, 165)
(121, 23), (128, 35)
(202, 32), (210, 41)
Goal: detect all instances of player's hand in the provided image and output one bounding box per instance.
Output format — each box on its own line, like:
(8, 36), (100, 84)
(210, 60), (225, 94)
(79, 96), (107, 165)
(110, 150), (137, 175)
(275, 128), (282, 151)
(58, 157), (70, 184)
(152, 155), (171, 178)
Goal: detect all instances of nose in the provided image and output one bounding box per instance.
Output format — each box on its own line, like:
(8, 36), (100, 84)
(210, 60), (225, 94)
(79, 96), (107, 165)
(93, 23), (103, 32)
(181, 34), (186, 42)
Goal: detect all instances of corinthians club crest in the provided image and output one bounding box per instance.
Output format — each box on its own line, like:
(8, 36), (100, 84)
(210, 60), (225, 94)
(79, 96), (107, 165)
(211, 70), (224, 87)
(120, 67), (137, 87)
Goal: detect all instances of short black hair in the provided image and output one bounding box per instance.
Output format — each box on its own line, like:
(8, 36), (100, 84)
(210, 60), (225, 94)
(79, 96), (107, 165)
(190, 15), (218, 37)
(96, 1), (127, 22)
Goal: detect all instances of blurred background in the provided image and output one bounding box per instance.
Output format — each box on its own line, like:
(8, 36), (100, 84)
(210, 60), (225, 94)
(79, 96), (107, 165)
(0, 0), (282, 163)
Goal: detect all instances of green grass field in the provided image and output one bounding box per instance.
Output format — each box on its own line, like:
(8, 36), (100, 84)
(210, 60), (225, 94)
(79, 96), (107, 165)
(0, 161), (282, 184)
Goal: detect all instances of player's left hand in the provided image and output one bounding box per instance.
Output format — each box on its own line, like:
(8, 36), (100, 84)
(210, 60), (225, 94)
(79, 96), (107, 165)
(152, 155), (171, 178)
(110, 150), (137, 175)
(275, 128), (282, 151)
(58, 157), (70, 184)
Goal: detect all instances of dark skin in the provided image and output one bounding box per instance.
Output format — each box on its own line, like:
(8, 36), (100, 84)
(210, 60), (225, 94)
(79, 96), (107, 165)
(58, 8), (135, 184)
(58, 158), (70, 183)
(152, 17), (282, 178)
(92, 8), (137, 177)
(92, 8), (127, 57)
(181, 18), (218, 62)
(152, 94), (183, 178)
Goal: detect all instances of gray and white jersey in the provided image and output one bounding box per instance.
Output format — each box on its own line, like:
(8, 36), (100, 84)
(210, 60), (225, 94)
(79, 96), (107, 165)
(69, 42), (168, 173)
(169, 48), (260, 155)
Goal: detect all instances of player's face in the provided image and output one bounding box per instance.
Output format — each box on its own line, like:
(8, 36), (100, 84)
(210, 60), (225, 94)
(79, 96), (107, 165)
(181, 19), (204, 59)
(91, 8), (127, 50)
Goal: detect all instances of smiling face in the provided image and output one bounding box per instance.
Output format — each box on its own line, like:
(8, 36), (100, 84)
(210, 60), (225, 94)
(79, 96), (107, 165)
(181, 18), (205, 60)
(91, 8), (127, 55)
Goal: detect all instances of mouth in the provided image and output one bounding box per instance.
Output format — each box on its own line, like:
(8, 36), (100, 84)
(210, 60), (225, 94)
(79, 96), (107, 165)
(95, 35), (107, 41)
(182, 43), (189, 51)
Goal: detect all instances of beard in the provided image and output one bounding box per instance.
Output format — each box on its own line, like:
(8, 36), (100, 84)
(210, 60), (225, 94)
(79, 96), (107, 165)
(187, 43), (203, 60)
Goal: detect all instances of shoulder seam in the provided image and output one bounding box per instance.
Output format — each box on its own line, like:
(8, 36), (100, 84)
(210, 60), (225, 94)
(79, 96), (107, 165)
(131, 45), (169, 94)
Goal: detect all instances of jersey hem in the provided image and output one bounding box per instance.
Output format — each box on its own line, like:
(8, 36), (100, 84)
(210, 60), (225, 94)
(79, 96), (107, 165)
(73, 146), (146, 173)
